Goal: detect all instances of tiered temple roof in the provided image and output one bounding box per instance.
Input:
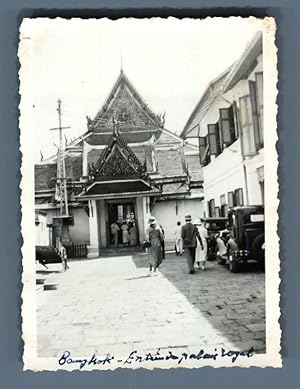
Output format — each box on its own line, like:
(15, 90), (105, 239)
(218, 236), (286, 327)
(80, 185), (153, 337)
(35, 70), (202, 202)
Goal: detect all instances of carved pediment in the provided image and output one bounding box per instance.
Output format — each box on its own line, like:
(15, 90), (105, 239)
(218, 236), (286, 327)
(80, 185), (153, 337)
(91, 71), (164, 129)
(88, 127), (147, 182)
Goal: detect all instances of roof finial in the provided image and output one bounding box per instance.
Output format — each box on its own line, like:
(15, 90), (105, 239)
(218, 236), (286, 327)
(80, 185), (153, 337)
(120, 54), (123, 73)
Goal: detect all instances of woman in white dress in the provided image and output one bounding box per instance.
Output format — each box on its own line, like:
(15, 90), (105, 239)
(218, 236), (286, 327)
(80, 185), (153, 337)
(194, 218), (208, 270)
(121, 222), (129, 245)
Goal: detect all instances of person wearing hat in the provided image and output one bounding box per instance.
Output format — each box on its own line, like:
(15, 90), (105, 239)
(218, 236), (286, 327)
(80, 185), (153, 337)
(215, 230), (230, 265)
(194, 218), (208, 270)
(174, 221), (183, 255)
(146, 216), (164, 276)
(181, 214), (204, 274)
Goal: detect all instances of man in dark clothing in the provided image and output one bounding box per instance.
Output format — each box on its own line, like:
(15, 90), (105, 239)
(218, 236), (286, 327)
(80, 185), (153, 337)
(159, 224), (165, 259)
(181, 214), (203, 274)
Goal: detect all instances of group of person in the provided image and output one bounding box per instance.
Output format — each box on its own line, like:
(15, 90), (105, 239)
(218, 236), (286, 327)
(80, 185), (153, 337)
(179, 214), (208, 274)
(145, 214), (208, 276)
(110, 221), (138, 248)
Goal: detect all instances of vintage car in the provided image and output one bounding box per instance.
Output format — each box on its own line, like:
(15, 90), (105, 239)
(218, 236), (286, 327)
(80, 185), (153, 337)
(225, 206), (265, 272)
(36, 245), (68, 272)
(203, 217), (228, 260)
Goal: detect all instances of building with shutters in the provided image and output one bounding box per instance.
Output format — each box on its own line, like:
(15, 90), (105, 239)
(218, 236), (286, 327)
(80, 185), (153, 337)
(180, 32), (264, 217)
(35, 70), (204, 256)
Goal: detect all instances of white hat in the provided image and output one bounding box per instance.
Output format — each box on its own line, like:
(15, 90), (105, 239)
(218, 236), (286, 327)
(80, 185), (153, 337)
(193, 218), (202, 225)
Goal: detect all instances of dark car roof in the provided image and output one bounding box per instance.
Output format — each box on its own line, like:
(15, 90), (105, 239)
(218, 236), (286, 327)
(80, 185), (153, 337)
(203, 217), (228, 221)
(230, 205), (264, 211)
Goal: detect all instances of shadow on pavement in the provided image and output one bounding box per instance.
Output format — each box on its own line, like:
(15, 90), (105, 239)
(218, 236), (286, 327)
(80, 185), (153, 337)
(36, 270), (61, 275)
(125, 275), (150, 281)
(132, 252), (266, 353)
(131, 253), (149, 268)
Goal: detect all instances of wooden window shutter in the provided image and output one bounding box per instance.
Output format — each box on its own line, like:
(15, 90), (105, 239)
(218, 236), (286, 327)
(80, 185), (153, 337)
(239, 188), (244, 206)
(219, 107), (237, 147)
(239, 95), (256, 157)
(229, 106), (236, 141)
(249, 80), (261, 150)
(234, 188), (244, 206)
(208, 124), (220, 155)
(255, 72), (264, 146)
(208, 199), (215, 217)
(232, 101), (240, 139)
(219, 108), (231, 145)
(211, 199), (216, 217)
(198, 137), (207, 163)
(228, 192), (234, 208)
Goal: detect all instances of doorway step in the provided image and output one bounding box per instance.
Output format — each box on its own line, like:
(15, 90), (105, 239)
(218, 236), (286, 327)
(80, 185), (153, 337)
(99, 246), (144, 257)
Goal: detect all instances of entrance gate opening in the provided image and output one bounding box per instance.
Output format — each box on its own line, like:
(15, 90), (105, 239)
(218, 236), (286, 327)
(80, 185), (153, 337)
(106, 199), (139, 248)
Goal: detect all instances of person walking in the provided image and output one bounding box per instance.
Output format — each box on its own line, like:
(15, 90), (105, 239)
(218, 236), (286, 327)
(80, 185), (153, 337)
(175, 221), (183, 255)
(181, 214), (203, 274)
(194, 218), (208, 270)
(146, 216), (164, 276)
(128, 222), (137, 246)
(56, 238), (69, 271)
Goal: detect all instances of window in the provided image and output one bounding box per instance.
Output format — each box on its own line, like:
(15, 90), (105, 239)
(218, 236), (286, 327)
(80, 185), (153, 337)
(239, 95), (257, 156)
(208, 199), (215, 217)
(255, 72), (264, 141)
(228, 189), (244, 208)
(232, 101), (240, 139)
(220, 194), (226, 205)
(228, 192), (234, 208)
(220, 194), (228, 217)
(199, 136), (210, 166)
(234, 188), (244, 206)
(249, 78), (263, 150)
(219, 106), (236, 148)
(207, 123), (221, 156)
(199, 136), (206, 161)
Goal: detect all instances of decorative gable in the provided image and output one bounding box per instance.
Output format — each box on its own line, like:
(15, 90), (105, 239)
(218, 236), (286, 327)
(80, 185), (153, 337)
(88, 127), (147, 182)
(91, 71), (164, 130)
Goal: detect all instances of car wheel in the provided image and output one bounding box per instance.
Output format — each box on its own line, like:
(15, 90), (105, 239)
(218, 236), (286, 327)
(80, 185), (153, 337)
(252, 233), (265, 262)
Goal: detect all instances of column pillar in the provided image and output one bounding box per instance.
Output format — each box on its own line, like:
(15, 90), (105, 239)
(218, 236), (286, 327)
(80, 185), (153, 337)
(98, 199), (107, 248)
(88, 199), (99, 257)
(136, 196), (151, 242)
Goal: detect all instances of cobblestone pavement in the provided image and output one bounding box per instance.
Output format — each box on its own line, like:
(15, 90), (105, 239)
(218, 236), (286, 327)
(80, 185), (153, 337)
(37, 252), (265, 359)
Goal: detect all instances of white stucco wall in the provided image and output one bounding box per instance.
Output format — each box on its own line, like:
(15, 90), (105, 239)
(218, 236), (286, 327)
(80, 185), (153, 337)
(88, 199), (99, 250)
(203, 140), (246, 212)
(244, 150), (264, 205)
(198, 58), (264, 211)
(68, 207), (90, 243)
(35, 214), (50, 246)
(152, 198), (204, 249)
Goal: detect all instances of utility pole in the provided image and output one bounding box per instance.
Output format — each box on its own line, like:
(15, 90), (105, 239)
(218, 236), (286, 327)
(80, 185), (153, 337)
(50, 99), (71, 216)
(50, 99), (71, 246)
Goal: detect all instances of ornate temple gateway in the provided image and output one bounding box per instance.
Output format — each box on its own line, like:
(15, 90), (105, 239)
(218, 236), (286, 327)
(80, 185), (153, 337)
(35, 70), (203, 256)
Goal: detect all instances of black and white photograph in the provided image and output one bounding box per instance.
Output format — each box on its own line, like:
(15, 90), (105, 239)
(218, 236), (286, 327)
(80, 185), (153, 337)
(19, 17), (280, 370)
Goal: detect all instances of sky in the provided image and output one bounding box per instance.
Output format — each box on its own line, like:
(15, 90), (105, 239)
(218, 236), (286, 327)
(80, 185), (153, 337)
(19, 17), (262, 162)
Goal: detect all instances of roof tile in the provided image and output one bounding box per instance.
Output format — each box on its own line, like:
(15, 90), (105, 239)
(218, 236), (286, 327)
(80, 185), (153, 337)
(155, 149), (185, 177)
(185, 154), (203, 182)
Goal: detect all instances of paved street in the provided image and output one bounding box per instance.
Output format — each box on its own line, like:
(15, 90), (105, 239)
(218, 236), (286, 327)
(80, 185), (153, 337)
(37, 252), (265, 360)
